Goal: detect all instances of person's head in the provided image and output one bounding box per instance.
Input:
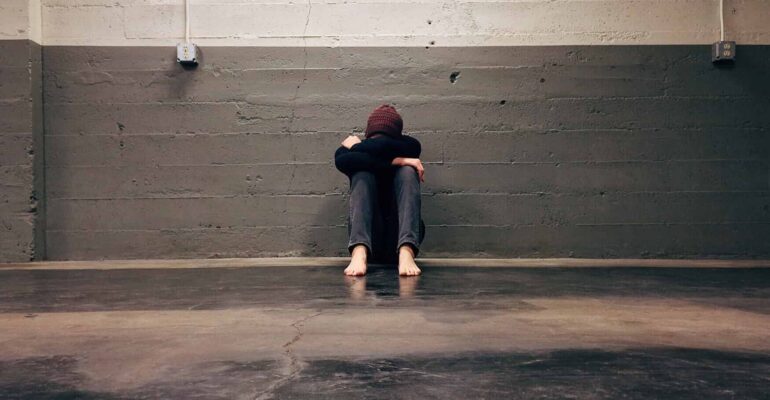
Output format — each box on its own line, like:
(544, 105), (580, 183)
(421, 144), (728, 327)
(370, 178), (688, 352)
(365, 104), (403, 139)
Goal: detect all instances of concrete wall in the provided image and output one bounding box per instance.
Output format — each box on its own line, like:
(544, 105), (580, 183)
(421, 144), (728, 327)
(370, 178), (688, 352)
(0, 0), (45, 262)
(43, 45), (770, 259)
(4, 0), (770, 261)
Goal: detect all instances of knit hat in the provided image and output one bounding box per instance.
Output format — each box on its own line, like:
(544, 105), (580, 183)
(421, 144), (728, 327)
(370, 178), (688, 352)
(365, 104), (403, 138)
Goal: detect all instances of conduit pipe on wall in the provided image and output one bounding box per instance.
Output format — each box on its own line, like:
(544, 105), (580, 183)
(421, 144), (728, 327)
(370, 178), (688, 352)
(185, 0), (190, 44)
(712, 0), (735, 63)
(720, 0), (725, 41)
(177, 0), (198, 65)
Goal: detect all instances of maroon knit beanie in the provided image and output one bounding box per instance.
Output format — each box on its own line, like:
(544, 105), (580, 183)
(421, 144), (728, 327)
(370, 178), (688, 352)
(365, 104), (403, 138)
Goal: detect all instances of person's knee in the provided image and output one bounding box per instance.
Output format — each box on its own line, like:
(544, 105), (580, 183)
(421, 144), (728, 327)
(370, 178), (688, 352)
(351, 171), (376, 186)
(395, 165), (418, 183)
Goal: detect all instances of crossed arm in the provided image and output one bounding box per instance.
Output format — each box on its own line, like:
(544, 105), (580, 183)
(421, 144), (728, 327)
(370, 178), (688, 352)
(334, 134), (425, 181)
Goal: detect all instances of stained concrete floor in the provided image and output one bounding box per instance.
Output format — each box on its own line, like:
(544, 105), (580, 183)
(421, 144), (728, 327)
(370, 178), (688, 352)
(0, 263), (769, 399)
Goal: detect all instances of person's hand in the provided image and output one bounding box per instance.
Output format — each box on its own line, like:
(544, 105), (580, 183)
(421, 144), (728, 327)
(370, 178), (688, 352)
(342, 135), (362, 149)
(393, 157), (425, 182)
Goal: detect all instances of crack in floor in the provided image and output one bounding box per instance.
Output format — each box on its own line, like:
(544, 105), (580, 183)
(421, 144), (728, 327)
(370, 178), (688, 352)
(253, 310), (325, 400)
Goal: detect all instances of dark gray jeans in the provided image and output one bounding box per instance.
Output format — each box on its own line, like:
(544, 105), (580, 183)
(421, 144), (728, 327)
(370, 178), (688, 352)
(347, 166), (425, 263)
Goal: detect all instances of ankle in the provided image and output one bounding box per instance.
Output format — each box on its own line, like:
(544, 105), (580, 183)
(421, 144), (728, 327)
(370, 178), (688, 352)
(398, 245), (415, 260)
(351, 245), (368, 261)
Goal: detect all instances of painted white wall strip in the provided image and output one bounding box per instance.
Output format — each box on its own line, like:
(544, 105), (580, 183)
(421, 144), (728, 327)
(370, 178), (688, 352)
(37, 0), (770, 46)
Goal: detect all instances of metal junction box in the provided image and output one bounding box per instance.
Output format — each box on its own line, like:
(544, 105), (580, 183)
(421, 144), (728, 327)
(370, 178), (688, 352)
(177, 43), (198, 66)
(712, 41), (736, 64)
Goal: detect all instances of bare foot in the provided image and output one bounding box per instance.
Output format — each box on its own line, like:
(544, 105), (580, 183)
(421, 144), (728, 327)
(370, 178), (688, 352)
(344, 245), (368, 276)
(398, 245), (421, 276)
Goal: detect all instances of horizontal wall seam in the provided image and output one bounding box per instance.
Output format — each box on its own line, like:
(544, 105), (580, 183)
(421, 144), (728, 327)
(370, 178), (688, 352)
(43, 95), (770, 105)
(45, 221), (770, 234)
(42, 128), (770, 137)
(46, 190), (770, 201)
(44, 159), (768, 168)
(40, 42), (770, 47)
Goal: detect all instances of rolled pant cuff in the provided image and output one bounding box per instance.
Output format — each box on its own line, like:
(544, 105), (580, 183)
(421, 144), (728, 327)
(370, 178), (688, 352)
(348, 242), (372, 258)
(396, 240), (420, 258)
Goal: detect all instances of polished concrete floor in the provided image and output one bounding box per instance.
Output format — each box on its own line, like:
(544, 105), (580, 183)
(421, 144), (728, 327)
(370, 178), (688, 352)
(0, 264), (769, 399)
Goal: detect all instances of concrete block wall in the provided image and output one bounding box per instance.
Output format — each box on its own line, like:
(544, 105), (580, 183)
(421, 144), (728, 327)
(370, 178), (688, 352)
(0, 0), (45, 262)
(3, 0), (770, 261)
(42, 45), (770, 259)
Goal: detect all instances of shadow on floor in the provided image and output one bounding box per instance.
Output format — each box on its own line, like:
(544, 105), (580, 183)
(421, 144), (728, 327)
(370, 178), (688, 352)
(2, 348), (769, 400)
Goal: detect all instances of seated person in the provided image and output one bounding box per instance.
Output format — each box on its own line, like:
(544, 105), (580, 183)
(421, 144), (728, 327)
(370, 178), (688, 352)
(334, 104), (425, 276)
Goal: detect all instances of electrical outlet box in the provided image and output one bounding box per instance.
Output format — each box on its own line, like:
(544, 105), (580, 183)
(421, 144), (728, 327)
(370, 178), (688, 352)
(712, 41), (736, 63)
(177, 43), (198, 66)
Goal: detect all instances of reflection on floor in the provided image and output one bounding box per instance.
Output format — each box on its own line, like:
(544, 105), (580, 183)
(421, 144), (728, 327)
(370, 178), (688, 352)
(1, 265), (768, 399)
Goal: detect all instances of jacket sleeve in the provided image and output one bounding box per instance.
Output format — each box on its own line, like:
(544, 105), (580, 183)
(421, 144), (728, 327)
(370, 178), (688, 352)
(334, 146), (393, 177)
(348, 135), (421, 159)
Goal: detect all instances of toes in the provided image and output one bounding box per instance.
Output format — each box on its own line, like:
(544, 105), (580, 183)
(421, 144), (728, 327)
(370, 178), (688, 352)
(345, 262), (368, 276)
